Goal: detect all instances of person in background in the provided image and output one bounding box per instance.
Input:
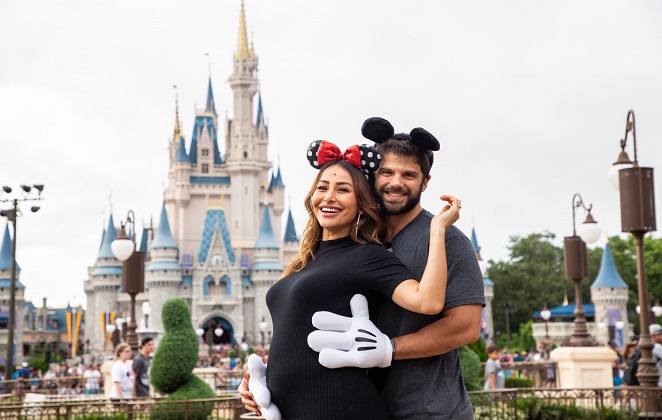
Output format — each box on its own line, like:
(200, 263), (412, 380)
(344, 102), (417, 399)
(609, 340), (626, 387)
(133, 337), (154, 398)
(109, 343), (134, 402)
(650, 324), (662, 386)
(83, 364), (102, 395)
(484, 344), (505, 392)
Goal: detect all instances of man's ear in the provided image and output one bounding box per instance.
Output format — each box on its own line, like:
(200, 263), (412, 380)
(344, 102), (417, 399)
(421, 176), (431, 192)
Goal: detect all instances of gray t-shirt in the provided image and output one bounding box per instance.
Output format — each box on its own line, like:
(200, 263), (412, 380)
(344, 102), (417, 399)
(132, 353), (151, 397)
(375, 209), (485, 420)
(484, 358), (505, 390)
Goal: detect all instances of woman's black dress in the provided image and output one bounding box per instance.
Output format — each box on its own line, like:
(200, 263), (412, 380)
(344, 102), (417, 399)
(266, 236), (412, 420)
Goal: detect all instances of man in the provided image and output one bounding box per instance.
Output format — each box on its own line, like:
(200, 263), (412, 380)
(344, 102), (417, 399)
(650, 324), (662, 386)
(241, 118), (484, 419)
(132, 337), (154, 398)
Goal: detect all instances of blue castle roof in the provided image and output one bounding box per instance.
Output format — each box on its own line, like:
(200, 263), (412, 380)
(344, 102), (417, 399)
(175, 137), (189, 162)
(97, 215), (118, 260)
(0, 225), (20, 271)
(205, 77), (217, 116)
(471, 227), (480, 251)
(151, 202), (178, 249)
(256, 94), (267, 134)
(198, 210), (235, 264)
(139, 227), (149, 254)
(533, 304), (595, 319)
(283, 209), (298, 243)
(255, 205), (279, 249)
(591, 243), (628, 289)
(483, 277), (494, 286)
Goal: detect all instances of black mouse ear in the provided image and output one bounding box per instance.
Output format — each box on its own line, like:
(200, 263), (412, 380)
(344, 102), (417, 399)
(410, 127), (440, 151)
(361, 117), (395, 144)
(306, 140), (323, 169)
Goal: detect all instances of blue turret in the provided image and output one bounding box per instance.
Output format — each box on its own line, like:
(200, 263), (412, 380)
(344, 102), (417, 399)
(471, 227), (480, 254)
(175, 137), (189, 162)
(591, 243), (628, 289)
(205, 77), (217, 116)
(256, 93), (266, 134)
(0, 224), (20, 271)
(283, 209), (298, 243)
(97, 215), (118, 260)
(139, 226), (150, 255)
(255, 204), (279, 249)
(150, 202), (178, 249)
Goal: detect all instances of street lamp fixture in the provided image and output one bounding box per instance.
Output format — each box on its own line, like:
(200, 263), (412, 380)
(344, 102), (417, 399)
(563, 193), (601, 347)
(259, 317), (268, 348)
(1, 184), (44, 376)
(540, 303), (551, 359)
(609, 111), (659, 414)
(214, 327), (224, 338)
(111, 210), (144, 354)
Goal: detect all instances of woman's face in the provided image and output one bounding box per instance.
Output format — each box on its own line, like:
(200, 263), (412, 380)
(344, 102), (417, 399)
(120, 347), (132, 361)
(311, 165), (361, 241)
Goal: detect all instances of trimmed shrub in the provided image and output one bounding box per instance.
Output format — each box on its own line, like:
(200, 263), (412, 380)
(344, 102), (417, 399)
(151, 298), (200, 394)
(149, 298), (215, 420)
(459, 345), (482, 391)
(505, 377), (534, 388)
(468, 337), (487, 362)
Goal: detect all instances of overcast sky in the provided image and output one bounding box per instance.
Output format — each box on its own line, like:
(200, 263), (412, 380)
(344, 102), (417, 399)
(1, 0), (661, 308)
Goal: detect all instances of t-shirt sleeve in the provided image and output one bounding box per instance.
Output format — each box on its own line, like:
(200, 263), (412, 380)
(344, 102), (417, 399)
(110, 362), (124, 383)
(357, 244), (413, 298)
(443, 233), (486, 311)
(485, 359), (497, 374)
(132, 357), (144, 377)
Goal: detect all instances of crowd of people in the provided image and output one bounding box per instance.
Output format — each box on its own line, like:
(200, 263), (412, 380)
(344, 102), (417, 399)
(0, 361), (103, 395)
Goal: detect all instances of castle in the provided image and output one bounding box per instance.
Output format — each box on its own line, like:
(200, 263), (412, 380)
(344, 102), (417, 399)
(84, 1), (298, 354)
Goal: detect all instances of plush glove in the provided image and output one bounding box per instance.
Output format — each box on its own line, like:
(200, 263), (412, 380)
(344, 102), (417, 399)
(247, 354), (282, 420)
(307, 294), (393, 369)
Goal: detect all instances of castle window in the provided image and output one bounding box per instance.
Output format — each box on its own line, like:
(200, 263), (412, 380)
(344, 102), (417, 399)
(243, 151), (248, 158)
(202, 148), (209, 157)
(202, 163), (209, 173)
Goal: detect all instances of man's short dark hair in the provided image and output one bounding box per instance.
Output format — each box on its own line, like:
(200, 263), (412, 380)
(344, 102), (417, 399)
(140, 337), (154, 348)
(375, 135), (434, 179)
(486, 344), (500, 355)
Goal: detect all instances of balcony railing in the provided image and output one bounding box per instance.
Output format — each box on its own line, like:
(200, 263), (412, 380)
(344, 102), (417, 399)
(198, 294), (238, 306)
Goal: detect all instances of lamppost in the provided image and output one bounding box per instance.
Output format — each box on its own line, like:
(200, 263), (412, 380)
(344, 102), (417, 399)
(142, 301), (151, 329)
(496, 303), (518, 348)
(106, 324), (116, 352)
(540, 303), (551, 359)
(259, 317), (268, 348)
(563, 193), (602, 346)
(111, 210), (145, 354)
(1, 184), (44, 375)
(608, 111), (659, 400)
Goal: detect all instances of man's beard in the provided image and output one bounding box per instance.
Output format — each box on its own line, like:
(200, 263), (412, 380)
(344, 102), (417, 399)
(376, 183), (423, 216)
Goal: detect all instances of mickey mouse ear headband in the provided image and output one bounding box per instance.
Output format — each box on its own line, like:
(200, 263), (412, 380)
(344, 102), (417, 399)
(361, 117), (440, 151)
(306, 140), (381, 179)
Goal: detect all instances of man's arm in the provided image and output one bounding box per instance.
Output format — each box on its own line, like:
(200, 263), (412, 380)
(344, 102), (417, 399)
(393, 304), (482, 360)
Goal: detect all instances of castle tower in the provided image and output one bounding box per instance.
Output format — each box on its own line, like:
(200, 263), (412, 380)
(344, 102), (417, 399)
(0, 224), (26, 361)
(225, 0), (272, 251)
(85, 215), (122, 353)
(250, 203), (282, 344)
(472, 226), (494, 342)
(590, 241), (630, 346)
(145, 202), (182, 333)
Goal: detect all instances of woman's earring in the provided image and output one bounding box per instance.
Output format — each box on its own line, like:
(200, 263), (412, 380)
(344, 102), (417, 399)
(356, 213), (362, 237)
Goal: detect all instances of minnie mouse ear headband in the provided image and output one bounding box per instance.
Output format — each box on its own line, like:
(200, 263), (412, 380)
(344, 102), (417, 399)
(361, 117), (440, 151)
(306, 140), (381, 179)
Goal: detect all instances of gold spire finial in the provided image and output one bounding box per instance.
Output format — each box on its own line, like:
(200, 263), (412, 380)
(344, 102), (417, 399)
(236, 0), (250, 61)
(173, 85), (182, 139)
(563, 290), (569, 306)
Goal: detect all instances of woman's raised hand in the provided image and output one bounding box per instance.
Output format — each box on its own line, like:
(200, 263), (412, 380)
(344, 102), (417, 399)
(432, 195), (461, 230)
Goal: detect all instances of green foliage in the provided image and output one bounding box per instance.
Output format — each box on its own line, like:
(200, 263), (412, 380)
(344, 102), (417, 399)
(459, 345), (482, 391)
(228, 349), (236, 360)
(247, 346), (254, 356)
(238, 349), (246, 363)
(516, 398), (638, 419)
(504, 377), (534, 388)
(488, 232), (602, 343)
(151, 376), (216, 420)
(151, 298), (210, 397)
(517, 321), (536, 352)
(74, 415), (129, 420)
(468, 337), (487, 362)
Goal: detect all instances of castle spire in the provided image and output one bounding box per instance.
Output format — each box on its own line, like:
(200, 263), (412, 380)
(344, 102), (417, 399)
(205, 77), (217, 116)
(255, 203), (278, 249)
(236, 0), (250, 62)
(151, 202), (178, 249)
(0, 224), (20, 271)
(173, 85), (182, 140)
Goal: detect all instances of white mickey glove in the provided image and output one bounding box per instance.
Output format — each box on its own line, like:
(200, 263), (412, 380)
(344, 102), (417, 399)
(247, 354), (282, 420)
(307, 294), (393, 369)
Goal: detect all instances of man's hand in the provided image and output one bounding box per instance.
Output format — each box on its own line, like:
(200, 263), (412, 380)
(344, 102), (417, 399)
(307, 294), (392, 368)
(245, 354), (282, 420)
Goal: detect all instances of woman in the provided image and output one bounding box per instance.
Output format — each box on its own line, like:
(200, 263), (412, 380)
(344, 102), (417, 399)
(257, 140), (459, 419)
(109, 343), (134, 401)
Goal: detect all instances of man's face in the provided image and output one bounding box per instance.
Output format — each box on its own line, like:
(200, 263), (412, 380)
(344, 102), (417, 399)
(374, 153), (429, 216)
(142, 340), (155, 355)
(653, 333), (662, 344)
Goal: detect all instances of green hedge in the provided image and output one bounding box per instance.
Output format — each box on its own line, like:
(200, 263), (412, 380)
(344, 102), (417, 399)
(517, 398), (638, 419)
(460, 345), (483, 391)
(505, 377), (534, 388)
